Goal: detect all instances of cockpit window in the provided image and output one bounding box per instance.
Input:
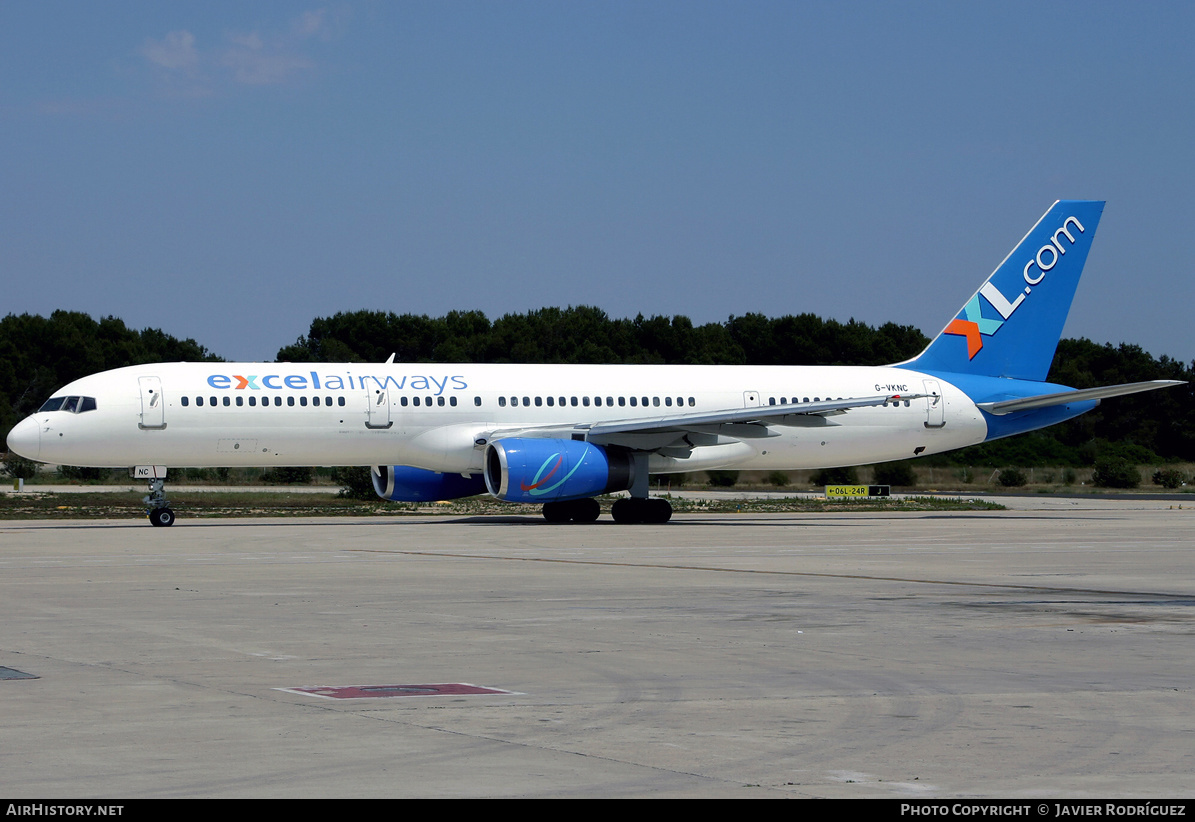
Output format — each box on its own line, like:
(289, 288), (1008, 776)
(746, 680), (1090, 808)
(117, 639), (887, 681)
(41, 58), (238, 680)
(38, 395), (97, 414)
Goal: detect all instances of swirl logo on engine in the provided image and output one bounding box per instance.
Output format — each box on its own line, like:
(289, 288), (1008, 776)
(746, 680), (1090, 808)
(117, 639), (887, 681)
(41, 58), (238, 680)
(520, 452), (585, 496)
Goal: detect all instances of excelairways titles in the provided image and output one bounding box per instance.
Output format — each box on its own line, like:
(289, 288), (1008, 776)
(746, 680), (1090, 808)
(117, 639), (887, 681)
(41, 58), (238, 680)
(206, 372), (468, 396)
(943, 213), (1088, 359)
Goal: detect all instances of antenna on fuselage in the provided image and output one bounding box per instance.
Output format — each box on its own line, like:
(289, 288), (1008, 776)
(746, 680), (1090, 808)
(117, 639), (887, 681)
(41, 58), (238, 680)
(385, 353), (395, 364)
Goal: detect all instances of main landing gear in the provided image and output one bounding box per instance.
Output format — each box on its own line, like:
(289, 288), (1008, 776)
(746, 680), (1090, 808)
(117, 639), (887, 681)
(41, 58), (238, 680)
(539, 496), (673, 524)
(143, 477), (176, 527)
(610, 450), (672, 523)
(539, 451), (674, 524)
(611, 497), (672, 524)
(541, 498), (601, 523)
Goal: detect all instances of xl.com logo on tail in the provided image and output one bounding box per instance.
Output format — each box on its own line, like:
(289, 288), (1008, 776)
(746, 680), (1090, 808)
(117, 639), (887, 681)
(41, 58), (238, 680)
(943, 214), (1087, 359)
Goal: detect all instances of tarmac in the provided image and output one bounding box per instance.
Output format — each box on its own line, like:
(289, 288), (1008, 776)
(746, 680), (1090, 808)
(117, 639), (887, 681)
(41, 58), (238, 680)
(1, 497), (1193, 798)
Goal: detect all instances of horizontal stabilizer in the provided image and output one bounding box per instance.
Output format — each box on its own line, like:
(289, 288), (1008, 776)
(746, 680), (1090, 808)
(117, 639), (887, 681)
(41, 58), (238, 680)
(976, 380), (1184, 416)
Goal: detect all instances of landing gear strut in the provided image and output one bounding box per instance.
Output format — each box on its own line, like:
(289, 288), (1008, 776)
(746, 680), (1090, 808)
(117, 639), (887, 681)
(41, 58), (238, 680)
(143, 478), (175, 527)
(610, 451), (672, 523)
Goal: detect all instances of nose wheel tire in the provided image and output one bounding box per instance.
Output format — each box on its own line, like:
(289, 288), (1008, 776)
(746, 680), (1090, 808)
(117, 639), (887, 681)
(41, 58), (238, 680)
(149, 507), (176, 527)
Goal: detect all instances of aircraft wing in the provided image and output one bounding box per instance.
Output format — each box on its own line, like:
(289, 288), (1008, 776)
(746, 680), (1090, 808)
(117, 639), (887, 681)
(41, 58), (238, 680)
(580, 393), (928, 435)
(486, 393), (927, 450)
(975, 380), (1184, 416)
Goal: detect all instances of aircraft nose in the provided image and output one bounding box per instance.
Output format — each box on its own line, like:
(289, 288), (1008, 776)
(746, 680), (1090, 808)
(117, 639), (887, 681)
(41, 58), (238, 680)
(6, 416), (40, 461)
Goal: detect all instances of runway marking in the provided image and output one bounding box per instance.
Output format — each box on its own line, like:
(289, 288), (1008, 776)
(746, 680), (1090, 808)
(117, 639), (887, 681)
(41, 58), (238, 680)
(279, 683), (521, 700)
(351, 548), (1194, 600)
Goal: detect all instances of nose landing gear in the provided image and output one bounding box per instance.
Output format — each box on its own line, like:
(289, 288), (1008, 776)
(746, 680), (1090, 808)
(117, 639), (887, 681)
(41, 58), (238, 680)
(143, 478), (175, 527)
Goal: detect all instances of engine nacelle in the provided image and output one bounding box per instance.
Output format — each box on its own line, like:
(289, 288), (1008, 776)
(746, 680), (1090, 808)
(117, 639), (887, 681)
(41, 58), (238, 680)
(484, 438), (636, 503)
(372, 465), (487, 502)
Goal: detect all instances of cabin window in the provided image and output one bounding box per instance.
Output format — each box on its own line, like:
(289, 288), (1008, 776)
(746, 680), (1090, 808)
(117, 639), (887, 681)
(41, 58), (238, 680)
(474, 396), (482, 406)
(181, 396), (189, 407)
(196, 396), (204, 407)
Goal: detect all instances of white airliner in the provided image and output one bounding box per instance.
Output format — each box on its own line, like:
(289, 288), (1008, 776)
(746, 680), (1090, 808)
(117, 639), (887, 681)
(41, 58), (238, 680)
(6, 200), (1181, 526)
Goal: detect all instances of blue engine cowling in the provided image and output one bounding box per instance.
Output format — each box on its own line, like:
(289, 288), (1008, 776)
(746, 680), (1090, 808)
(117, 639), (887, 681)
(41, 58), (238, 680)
(372, 465), (488, 502)
(484, 438), (636, 503)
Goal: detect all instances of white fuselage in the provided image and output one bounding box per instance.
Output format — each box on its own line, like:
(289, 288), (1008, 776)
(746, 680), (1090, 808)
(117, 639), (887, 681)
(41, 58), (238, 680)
(10, 362), (988, 473)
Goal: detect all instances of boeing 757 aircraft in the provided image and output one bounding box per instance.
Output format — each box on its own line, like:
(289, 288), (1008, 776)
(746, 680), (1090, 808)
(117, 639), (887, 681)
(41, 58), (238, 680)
(6, 201), (1182, 526)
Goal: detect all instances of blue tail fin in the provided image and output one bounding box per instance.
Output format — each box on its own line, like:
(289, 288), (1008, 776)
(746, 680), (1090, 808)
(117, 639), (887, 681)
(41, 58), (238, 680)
(904, 200), (1105, 381)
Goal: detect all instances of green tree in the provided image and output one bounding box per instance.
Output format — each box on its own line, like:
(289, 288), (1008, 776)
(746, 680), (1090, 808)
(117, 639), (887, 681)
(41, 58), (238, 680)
(873, 461), (917, 487)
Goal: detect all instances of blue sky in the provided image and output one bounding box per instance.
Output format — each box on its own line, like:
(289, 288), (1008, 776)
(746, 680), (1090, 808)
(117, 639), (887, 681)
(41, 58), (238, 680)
(3, 1), (1193, 363)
